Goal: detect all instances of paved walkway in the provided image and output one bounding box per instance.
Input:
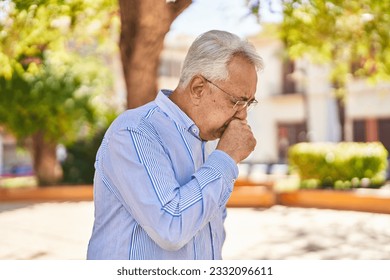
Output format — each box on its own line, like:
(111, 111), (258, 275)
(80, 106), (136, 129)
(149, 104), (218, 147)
(0, 202), (389, 260)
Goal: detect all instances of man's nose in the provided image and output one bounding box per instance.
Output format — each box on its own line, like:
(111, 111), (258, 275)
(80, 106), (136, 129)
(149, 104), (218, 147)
(234, 108), (248, 120)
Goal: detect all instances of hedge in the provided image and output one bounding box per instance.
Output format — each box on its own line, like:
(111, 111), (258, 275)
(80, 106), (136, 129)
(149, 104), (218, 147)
(288, 142), (388, 189)
(61, 128), (106, 185)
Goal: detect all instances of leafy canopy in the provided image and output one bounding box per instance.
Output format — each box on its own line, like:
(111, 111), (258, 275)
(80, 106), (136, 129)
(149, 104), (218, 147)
(279, 0), (390, 86)
(0, 0), (119, 142)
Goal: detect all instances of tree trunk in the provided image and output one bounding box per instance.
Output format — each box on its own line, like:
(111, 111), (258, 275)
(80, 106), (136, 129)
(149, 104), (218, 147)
(333, 79), (346, 141)
(31, 132), (63, 186)
(119, 0), (191, 109)
(336, 96), (346, 141)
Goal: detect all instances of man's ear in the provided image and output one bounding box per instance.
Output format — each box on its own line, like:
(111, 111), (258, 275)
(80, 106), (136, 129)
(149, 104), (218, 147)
(188, 75), (206, 105)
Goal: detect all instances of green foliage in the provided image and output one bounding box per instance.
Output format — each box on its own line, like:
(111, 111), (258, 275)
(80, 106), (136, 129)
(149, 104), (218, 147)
(61, 111), (116, 184)
(0, 0), (119, 143)
(0, 0), (119, 185)
(61, 128), (104, 185)
(279, 0), (390, 86)
(0, 55), (109, 142)
(288, 142), (388, 189)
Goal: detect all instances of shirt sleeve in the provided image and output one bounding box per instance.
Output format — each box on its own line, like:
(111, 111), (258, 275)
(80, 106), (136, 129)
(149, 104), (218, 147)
(98, 127), (238, 251)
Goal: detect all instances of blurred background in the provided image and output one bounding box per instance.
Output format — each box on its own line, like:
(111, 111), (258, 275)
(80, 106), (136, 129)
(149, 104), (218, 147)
(0, 0), (390, 260)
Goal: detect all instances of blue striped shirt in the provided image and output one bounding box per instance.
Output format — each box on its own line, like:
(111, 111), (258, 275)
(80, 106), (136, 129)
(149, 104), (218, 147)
(87, 90), (238, 260)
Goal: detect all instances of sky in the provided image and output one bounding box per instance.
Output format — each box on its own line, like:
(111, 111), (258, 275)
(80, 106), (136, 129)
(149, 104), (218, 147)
(0, 0), (11, 23)
(166, 0), (282, 40)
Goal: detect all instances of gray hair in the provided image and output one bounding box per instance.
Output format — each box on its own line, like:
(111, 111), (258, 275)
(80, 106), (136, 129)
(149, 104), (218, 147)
(178, 30), (263, 88)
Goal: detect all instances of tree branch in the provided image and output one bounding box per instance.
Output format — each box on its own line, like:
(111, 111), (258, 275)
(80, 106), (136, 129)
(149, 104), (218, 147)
(167, 0), (192, 20)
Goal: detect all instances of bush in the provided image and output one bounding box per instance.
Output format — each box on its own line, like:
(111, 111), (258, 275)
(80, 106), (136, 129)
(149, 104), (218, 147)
(60, 111), (117, 185)
(61, 129), (106, 185)
(288, 142), (388, 189)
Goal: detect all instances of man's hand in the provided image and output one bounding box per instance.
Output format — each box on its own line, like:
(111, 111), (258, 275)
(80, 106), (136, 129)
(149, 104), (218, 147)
(216, 119), (257, 163)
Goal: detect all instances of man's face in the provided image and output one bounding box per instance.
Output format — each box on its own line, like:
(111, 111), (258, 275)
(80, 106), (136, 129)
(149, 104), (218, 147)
(197, 55), (258, 141)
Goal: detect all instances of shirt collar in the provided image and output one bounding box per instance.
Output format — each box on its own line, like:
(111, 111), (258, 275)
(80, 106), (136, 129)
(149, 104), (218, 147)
(155, 90), (201, 138)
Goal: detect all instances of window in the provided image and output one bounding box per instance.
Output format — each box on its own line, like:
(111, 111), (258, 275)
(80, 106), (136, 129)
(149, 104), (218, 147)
(378, 118), (390, 153)
(353, 120), (366, 142)
(277, 122), (307, 162)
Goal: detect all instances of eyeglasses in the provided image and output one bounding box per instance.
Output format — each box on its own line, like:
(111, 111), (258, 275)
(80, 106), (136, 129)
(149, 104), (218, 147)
(202, 76), (258, 112)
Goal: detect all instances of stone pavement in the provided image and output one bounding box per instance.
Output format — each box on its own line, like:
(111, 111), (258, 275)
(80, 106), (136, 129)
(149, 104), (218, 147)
(0, 202), (389, 260)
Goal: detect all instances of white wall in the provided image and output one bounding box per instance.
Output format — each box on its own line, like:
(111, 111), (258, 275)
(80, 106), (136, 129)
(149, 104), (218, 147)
(347, 80), (390, 118)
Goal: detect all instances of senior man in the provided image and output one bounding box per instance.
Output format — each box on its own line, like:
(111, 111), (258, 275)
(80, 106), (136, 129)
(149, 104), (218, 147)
(87, 30), (263, 260)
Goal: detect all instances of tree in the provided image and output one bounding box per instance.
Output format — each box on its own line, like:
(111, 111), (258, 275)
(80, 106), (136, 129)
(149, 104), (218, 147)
(0, 0), (117, 185)
(253, 0), (390, 140)
(118, 0), (191, 109)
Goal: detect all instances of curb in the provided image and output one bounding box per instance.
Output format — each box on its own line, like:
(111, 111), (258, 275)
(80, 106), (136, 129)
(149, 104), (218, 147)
(227, 186), (275, 208)
(0, 185), (93, 202)
(1, 185), (390, 214)
(277, 189), (390, 214)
